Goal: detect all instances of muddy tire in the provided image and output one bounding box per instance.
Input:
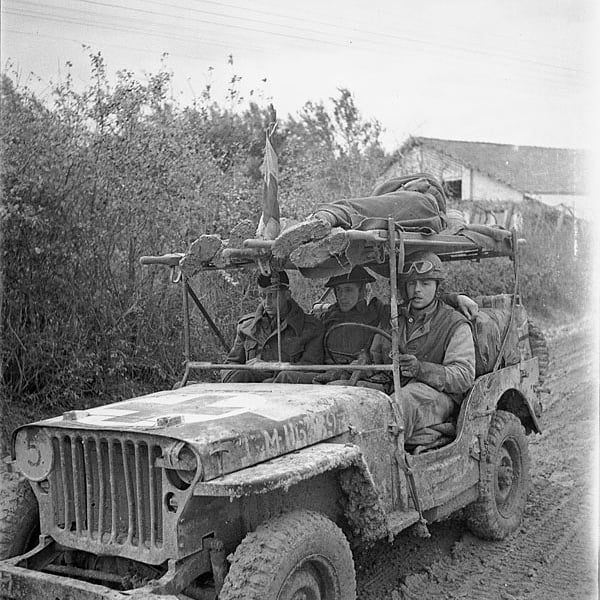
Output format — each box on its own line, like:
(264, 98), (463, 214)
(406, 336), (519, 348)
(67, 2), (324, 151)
(465, 410), (530, 541)
(0, 472), (39, 559)
(219, 510), (356, 600)
(528, 320), (549, 382)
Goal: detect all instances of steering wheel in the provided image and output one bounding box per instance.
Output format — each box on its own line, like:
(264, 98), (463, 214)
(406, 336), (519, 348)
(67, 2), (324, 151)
(324, 322), (392, 365)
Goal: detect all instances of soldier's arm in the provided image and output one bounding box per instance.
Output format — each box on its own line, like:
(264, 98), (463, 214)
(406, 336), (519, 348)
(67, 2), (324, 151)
(224, 326), (247, 365)
(440, 293), (478, 319)
(415, 323), (476, 393)
(369, 333), (391, 365)
(297, 322), (325, 365)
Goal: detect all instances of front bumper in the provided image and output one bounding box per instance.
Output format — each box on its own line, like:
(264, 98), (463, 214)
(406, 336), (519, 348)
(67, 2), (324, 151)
(0, 537), (208, 600)
(0, 561), (134, 600)
(0, 561), (187, 600)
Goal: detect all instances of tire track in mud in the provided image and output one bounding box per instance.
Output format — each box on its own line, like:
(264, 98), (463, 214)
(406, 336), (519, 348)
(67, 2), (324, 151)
(539, 515), (596, 600)
(356, 323), (598, 600)
(397, 480), (594, 600)
(355, 519), (465, 599)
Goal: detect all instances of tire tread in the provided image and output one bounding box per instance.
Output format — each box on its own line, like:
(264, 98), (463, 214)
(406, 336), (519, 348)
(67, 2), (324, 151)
(465, 410), (530, 541)
(0, 472), (39, 559)
(219, 510), (355, 600)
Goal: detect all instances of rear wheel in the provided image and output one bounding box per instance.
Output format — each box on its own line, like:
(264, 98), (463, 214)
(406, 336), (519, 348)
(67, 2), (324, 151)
(220, 510), (356, 600)
(465, 410), (530, 540)
(0, 472), (39, 558)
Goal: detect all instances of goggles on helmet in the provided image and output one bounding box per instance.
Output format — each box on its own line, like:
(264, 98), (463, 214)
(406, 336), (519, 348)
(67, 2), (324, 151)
(401, 260), (435, 275)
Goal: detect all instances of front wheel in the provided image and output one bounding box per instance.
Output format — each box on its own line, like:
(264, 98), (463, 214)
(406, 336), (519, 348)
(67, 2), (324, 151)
(219, 510), (356, 600)
(0, 472), (40, 559)
(465, 410), (530, 540)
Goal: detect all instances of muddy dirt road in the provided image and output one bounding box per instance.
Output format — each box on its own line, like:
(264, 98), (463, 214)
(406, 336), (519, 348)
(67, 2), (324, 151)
(355, 323), (598, 600)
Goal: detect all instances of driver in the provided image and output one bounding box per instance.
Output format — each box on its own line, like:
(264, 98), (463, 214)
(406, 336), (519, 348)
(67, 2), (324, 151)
(275, 266), (381, 384)
(312, 267), (385, 384)
(370, 251), (476, 450)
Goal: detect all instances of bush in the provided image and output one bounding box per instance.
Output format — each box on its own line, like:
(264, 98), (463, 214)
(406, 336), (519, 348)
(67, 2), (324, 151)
(0, 56), (387, 447)
(444, 203), (591, 317)
(0, 53), (589, 452)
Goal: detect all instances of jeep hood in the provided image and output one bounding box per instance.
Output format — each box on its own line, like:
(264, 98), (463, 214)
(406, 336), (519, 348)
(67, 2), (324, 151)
(23, 383), (390, 481)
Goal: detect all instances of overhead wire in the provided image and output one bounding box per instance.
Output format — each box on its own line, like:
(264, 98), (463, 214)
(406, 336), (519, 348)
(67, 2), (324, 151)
(177, 0), (588, 75)
(5, 0), (588, 79)
(2, 0), (590, 97)
(5, 0), (347, 50)
(75, 0), (589, 80)
(2, 6), (279, 53)
(3, 27), (262, 61)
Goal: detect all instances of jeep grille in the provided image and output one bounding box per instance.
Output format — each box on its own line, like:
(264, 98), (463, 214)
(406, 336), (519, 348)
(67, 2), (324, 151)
(48, 433), (164, 549)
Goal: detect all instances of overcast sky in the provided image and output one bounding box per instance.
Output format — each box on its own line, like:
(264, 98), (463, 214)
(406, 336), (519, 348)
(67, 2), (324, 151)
(1, 0), (597, 154)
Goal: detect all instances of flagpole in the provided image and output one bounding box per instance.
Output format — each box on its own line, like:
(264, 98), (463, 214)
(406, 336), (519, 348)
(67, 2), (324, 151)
(276, 286), (282, 363)
(257, 108), (283, 362)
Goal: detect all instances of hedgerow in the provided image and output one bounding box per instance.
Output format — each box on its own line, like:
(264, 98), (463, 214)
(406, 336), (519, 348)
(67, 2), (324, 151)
(0, 54), (590, 450)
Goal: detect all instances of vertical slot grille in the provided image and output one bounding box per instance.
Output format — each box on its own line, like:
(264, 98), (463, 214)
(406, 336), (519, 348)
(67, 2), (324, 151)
(49, 434), (163, 549)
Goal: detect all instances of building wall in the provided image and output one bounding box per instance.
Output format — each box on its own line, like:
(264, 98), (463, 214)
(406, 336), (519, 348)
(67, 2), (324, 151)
(385, 146), (464, 182)
(385, 146), (524, 202)
(470, 171), (523, 202)
(383, 144), (588, 224)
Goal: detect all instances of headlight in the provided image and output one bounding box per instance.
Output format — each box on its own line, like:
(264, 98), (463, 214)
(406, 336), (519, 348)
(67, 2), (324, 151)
(164, 442), (200, 490)
(174, 446), (198, 485)
(14, 427), (53, 481)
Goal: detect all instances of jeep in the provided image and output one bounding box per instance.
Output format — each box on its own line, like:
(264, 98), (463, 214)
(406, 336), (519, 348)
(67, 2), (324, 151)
(0, 220), (543, 599)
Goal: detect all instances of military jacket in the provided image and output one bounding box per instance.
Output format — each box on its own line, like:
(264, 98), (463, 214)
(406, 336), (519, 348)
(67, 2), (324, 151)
(319, 298), (386, 364)
(226, 299), (324, 365)
(371, 299), (475, 402)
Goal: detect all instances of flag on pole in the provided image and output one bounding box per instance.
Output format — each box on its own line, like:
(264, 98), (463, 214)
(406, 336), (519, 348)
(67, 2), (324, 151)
(256, 121), (280, 240)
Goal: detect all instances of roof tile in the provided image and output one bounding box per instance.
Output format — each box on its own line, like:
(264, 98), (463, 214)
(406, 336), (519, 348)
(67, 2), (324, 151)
(414, 137), (587, 194)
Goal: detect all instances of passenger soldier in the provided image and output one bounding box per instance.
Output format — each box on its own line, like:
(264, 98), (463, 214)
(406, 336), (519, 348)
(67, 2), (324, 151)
(370, 251), (476, 449)
(222, 271), (324, 383)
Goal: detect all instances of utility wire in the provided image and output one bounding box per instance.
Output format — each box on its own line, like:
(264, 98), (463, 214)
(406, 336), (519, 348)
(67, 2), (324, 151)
(79, 0), (589, 74)
(5, 0), (589, 78)
(3, 1), (589, 94)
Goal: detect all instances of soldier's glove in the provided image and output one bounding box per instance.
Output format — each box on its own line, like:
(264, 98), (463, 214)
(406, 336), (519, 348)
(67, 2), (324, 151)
(398, 354), (446, 391)
(398, 354), (420, 379)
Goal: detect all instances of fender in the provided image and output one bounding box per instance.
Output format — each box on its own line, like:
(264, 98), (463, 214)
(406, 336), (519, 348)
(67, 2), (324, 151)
(192, 442), (389, 543)
(497, 387), (542, 434)
(193, 442), (364, 499)
(461, 358), (542, 435)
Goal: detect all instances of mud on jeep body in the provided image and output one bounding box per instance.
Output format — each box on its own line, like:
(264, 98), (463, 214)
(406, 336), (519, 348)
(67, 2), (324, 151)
(0, 222), (543, 600)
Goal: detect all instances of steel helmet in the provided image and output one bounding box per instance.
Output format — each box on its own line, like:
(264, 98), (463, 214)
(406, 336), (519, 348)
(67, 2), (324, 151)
(399, 251), (445, 282)
(257, 270), (290, 290)
(325, 266), (375, 288)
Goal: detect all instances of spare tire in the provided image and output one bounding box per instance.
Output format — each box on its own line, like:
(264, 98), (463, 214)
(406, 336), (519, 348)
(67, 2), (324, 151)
(527, 320), (549, 382)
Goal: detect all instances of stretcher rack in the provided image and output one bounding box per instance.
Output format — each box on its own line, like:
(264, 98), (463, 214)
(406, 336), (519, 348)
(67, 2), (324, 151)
(174, 223), (516, 277)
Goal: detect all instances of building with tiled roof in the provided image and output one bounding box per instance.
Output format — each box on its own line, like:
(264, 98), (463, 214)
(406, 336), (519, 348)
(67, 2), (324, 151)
(383, 137), (590, 221)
